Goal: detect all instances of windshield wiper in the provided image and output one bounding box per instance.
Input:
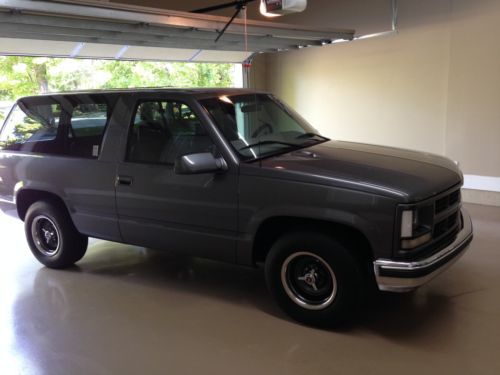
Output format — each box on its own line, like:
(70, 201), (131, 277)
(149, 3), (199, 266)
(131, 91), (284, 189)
(239, 140), (299, 151)
(295, 132), (329, 141)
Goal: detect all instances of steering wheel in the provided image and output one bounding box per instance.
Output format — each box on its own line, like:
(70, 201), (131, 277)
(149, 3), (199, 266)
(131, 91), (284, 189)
(252, 122), (273, 138)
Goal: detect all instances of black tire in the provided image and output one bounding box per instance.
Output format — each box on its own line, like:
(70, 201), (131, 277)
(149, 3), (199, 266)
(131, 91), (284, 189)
(265, 231), (364, 328)
(24, 200), (88, 269)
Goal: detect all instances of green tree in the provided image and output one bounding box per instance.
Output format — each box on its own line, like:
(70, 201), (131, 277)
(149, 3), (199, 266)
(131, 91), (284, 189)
(0, 56), (237, 101)
(0, 56), (51, 99)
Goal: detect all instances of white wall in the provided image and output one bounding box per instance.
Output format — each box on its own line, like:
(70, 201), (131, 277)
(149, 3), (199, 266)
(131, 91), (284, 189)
(446, 0), (500, 176)
(251, 0), (500, 205)
(261, 28), (451, 155)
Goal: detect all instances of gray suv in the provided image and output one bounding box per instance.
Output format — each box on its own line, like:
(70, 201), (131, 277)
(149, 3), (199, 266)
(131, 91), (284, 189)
(0, 89), (473, 327)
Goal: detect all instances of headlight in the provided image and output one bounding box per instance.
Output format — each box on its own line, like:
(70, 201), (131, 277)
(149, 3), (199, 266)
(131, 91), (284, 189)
(400, 210), (414, 238)
(400, 207), (432, 250)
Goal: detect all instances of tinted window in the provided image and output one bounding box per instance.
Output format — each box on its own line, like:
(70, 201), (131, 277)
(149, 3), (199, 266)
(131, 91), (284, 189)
(0, 102), (63, 153)
(127, 100), (215, 164)
(67, 101), (109, 158)
(71, 103), (107, 137)
(0, 96), (111, 159)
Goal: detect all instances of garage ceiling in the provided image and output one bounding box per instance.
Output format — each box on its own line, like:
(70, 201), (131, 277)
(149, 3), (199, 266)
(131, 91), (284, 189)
(0, 0), (355, 63)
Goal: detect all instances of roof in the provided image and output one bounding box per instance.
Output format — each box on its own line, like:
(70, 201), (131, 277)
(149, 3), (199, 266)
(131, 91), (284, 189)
(17, 87), (268, 101)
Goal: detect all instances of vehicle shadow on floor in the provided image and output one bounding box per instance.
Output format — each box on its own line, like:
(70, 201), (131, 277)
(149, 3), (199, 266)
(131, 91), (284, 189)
(74, 241), (286, 319)
(81, 242), (458, 336)
(22, 240), (457, 341)
(353, 289), (455, 341)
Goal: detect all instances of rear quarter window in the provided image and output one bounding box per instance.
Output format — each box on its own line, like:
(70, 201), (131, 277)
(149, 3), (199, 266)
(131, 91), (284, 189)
(0, 95), (112, 159)
(67, 102), (109, 158)
(0, 102), (62, 153)
(71, 103), (108, 138)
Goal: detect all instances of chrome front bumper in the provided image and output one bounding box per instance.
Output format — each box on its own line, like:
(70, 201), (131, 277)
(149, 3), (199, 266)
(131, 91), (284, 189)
(373, 208), (473, 292)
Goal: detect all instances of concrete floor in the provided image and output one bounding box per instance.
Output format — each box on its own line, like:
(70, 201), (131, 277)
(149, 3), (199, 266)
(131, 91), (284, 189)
(0, 203), (499, 375)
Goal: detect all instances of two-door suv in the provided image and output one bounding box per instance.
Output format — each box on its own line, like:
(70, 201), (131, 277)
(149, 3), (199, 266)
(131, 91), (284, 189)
(0, 89), (473, 327)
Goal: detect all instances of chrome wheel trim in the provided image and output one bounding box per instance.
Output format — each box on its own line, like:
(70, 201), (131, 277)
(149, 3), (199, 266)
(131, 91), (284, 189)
(31, 215), (61, 257)
(280, 251), (337, 311)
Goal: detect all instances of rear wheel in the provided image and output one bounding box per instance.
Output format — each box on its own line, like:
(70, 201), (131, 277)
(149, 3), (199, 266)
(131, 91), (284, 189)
(25, 201), (88, 268)
(265, 231), (364, 327)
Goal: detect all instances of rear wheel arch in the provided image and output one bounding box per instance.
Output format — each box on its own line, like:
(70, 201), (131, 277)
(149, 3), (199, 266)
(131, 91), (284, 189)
(16, 189), (70, 222)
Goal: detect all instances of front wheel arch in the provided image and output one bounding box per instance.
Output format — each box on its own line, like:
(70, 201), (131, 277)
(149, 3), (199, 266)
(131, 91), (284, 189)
(252, 216), (374, 267)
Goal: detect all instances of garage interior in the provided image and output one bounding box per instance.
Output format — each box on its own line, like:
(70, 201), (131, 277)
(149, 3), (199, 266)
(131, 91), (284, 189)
(1, 0), (500, 374)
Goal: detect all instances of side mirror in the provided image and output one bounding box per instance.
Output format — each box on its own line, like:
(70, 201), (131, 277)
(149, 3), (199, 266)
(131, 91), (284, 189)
(174, 152), (228, 175)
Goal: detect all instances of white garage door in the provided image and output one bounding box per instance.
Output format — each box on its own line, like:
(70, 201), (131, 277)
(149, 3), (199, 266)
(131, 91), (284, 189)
(0, 0), (354, 63)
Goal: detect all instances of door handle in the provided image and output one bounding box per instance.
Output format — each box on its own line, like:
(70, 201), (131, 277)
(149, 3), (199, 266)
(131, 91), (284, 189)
(116, 175), (133, 186)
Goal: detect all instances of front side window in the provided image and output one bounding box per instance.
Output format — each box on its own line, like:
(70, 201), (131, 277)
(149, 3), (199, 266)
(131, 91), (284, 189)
(127, 100), (215, 165)
(0, 102), (62, 153)
(200, 94), (328, 161)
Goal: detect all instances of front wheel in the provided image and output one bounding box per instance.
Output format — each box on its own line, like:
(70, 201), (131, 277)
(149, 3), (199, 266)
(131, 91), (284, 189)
(25, 200), (88, 269)
(265, 231), (364, 327)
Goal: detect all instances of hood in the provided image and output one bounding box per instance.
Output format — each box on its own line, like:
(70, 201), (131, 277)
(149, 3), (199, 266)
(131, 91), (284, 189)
(256, 141), (463, 202)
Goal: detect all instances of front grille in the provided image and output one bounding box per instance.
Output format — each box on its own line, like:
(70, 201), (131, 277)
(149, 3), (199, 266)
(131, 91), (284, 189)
(433, 188), (461, 240)
(435, 189), (460, 214)
(434, 212), (459, 238)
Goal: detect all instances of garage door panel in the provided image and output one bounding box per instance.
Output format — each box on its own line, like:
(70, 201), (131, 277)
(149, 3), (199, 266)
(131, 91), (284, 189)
(77, 43), (125, 59)
(120, 46), (198, 61)
(0, 37), (75, 55)
(0, 0), (354, 63)
(192, 50), (253, 63)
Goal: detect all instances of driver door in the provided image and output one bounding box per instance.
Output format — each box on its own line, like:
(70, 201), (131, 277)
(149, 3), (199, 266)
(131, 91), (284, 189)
(115, 97), (238, 262)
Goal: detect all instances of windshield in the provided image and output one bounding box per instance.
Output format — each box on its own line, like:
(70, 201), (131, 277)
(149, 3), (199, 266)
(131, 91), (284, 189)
(200, 94), (328, 161)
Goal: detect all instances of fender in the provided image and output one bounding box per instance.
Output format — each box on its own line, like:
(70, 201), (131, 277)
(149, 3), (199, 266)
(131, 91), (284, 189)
(236, 204), (390, 266)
